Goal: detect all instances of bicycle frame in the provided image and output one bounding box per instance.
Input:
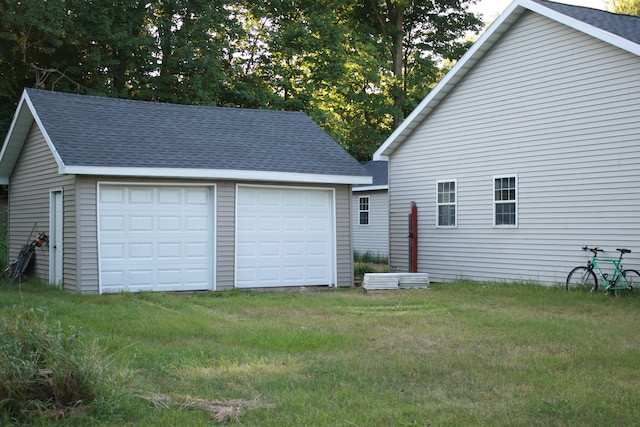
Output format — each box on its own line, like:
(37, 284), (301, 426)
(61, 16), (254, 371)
(589, 253), (631, 291)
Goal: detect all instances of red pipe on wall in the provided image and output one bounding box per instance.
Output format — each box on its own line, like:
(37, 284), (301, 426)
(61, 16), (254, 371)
(409, 201), (418, 273)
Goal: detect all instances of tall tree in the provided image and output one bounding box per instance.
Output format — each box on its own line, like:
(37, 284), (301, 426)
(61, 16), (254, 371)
(0, 0), (77, 135)
(64, 0), (155, 98)
(357, 0), (482, 128)
(0, 0), (481, 161)
(143, 0), (241, 105)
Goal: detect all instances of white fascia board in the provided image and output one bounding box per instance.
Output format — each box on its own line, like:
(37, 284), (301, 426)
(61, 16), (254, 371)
(23, 93), (67, 171)
(62, 165), (373, 185)
(0, 92), (32, 180)
(0, 90), (67, 183)
(373, 0), (525, 160)
(0, 91), (29, 160)
(352, 185), (388, 192)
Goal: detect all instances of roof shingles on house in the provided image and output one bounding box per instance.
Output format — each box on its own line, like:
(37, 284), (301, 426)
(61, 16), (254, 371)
(353, 160), (388, 190)
(9, 88), (370, 184)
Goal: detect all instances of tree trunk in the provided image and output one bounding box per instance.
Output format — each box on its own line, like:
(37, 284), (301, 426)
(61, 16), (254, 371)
(390, 10), (404, 129)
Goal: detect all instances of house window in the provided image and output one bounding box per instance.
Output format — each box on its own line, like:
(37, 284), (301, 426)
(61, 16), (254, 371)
(437, 180), (456, 227)
(359, 196), (369, 225)
(494, 176), (517, 226)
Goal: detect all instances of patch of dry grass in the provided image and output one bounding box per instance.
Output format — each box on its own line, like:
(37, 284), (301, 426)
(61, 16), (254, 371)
(142, 394), (267, 423)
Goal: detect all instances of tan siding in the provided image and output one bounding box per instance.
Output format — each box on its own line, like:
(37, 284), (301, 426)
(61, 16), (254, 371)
(76, 177), (99, 293)
(8, 124), (77, 289)
(335, 185), (353, 287)
(216, 181), (235, 290)
(389, 12), (640, 284)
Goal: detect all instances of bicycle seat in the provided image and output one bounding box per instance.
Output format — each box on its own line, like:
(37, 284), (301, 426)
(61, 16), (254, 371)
(617, 248), (631, 254)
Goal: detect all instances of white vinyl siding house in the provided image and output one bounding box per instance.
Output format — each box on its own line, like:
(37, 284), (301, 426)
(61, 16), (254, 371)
(375, 0), (640, 285)
(352, 161), (389, 257)
(352, 191), (389, 257)
(1, 90), (370, 293)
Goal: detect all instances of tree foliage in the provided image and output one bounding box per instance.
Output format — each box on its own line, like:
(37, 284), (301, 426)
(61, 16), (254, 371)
(608, 0), (640, 15)
(0, 0), (481, 162)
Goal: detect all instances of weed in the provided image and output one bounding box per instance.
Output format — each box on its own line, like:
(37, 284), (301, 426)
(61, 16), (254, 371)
(0, 307), (130, 424)
(354, 262), (389, 278)
(353, 250), (388, 264)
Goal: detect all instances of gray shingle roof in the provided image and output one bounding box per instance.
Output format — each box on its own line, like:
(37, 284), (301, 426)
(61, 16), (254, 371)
(532, 0), (640, 44)
(24, 88), (369, 179)
(354, 161), (388, 188)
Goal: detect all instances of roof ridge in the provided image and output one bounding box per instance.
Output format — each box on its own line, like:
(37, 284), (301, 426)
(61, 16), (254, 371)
(24, 88), (306, 116)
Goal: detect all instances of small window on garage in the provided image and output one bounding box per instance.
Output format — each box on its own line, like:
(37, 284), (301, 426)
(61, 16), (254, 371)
(437, 180), (456, 227)
(494, 176), (517, 226)
(359, 196), (370, 225)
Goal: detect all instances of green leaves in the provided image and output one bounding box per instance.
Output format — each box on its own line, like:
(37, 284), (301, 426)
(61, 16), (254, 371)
(608, 0), (640, 15)
(0, 0), (482, 161)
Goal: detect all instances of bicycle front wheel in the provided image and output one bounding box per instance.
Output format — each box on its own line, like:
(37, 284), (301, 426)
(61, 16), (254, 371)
(622, 269), (640, 291)
(566, 266), (597, 292)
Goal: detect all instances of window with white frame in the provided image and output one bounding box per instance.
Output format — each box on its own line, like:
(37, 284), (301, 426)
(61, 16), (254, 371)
(494, 176), (517, 226)
(359, 196), (369, 225)
(437, 180), (456, 227)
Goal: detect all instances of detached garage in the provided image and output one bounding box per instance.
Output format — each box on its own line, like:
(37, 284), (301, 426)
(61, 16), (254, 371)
(0, 89), (371, 293)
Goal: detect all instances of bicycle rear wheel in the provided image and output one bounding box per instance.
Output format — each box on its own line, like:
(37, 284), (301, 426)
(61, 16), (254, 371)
(566, 266), (597, 292)
(622, 269), (640, 292)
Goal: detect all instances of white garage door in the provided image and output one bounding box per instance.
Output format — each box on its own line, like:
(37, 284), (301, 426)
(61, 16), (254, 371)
(236, 186), (335, 288)
(98, 184), (214, 293)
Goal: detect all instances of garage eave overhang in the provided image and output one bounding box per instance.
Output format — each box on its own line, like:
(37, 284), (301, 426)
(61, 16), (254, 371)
(63, 165), (373, 185)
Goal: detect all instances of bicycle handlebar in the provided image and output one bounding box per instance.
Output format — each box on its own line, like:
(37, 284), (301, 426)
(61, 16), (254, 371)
(581, 246), (632, 256)
(582, 246), (603, 255)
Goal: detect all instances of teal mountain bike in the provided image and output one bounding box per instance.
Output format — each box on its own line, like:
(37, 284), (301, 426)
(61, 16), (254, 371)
(566, 246), (640, 294)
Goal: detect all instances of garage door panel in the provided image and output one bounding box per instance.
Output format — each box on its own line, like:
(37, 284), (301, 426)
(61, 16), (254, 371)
(309, 268), (327, 282)
(158, 188), (181, 203)
(236, 186), (334, 288)
(130, 188), (153, 203)
(284, 218), (304, 231)
(308, 241), (329, 256)
(99, 185), (214, 293)
(100, 215), (125, 231)
(100, 187), (125, 203)
(129, 269), (153, 284)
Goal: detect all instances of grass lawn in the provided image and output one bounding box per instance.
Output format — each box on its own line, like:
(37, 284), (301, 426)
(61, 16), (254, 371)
(1, 280), (640, 426)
